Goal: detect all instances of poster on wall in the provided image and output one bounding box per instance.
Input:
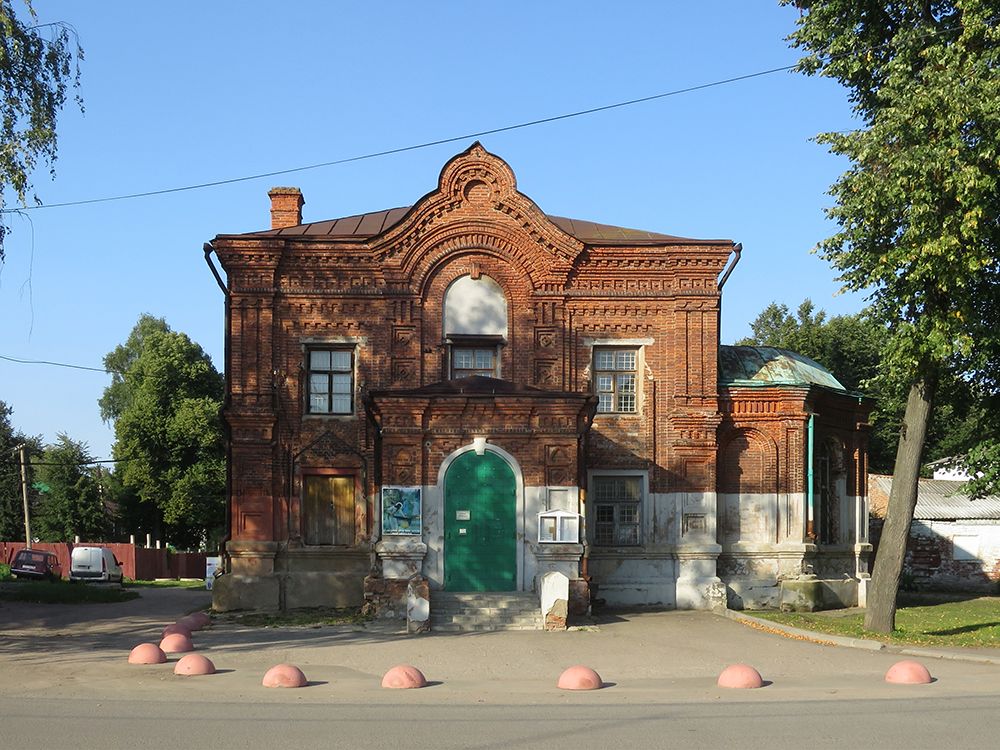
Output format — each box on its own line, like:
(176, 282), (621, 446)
(381, 486), (422, 536)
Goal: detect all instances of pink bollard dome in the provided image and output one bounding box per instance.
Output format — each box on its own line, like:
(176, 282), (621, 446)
(174, 653), (215, 676)
(161, 622), (192, 638)
(128, 643), (167, 665)
(181, 611), (211, 631)
(717, 663), (764, 689)
(381, 664), (428, 689)
(183, 612), (212, 630)
(263, 664), (308, 688)
(557, 665), (603, 691)
(159, 632), (194, 653)
(885, 660), (932, 684)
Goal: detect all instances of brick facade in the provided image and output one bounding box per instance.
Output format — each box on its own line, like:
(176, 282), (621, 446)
(208, 144), (871, 615)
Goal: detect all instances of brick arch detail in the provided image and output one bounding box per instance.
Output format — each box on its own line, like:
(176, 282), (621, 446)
(369, 144), (583, 285)
(410, 227), (544, 296)
(421, 253), (534, 384)
(717, 427), (779, 495)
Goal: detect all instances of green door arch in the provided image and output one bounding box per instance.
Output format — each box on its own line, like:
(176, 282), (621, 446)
(444, 450), (517, 591)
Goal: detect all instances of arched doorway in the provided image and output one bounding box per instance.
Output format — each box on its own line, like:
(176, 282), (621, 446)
(443, 450), (516, 591)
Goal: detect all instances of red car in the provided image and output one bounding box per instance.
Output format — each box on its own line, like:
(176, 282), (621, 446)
(10, 549), (63, 582)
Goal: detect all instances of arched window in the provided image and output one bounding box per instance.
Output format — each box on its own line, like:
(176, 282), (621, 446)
(443, 275), (507, 378)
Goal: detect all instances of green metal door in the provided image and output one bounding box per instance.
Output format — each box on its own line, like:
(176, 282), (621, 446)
(444, 451), (517, 591)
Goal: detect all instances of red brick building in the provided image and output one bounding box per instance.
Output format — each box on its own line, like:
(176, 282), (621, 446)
(208, 144), (871, 617)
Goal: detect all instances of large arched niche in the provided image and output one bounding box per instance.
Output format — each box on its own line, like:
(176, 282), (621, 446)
(422, 254), (529, 383)
(444, 274), (508, 337)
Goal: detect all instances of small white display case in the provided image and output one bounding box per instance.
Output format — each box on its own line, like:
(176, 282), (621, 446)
(537, 510), (580, 544)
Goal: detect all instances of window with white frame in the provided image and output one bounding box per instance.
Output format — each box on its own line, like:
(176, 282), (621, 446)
(594, 347), (637, 413)
(592, 475), (641, 546)
(307, 348), (354, 414)
(451, 345), (499, 378)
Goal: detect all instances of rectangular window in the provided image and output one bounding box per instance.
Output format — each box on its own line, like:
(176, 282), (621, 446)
(594, 347), (637, 413)
(592, 475), (641, 546)
(307, 348), (354, 414)
(451, 346), (498, 378)
(303, 475), (356, 545)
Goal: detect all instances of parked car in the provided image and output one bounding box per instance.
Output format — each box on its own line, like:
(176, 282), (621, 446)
(70, 546), (124, 584)
(10, 549), (63, 582)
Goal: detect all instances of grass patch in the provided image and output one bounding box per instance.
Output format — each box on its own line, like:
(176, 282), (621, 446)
(128, 578), (205, 589)
(752, 595), (1000, 648)
(0, 580), (139, 604)
(223, 607), (371, 628)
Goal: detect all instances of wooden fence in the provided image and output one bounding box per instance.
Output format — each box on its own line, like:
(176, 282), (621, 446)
(1, 541), (207, 581)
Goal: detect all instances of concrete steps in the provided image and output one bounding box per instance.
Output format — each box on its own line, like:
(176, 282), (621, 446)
(431, 591), (543, 632)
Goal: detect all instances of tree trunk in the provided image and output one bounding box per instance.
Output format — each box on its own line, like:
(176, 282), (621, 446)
(864, 373), (937, 634)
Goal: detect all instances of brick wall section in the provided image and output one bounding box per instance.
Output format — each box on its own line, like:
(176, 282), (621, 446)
(213, 144), (740, 550)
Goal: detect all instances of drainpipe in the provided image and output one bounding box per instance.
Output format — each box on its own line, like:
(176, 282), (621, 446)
(204, 242), (232, 570)
(716, 242), (742, 348)
(717, 242), (742, 291)
(806, 412), (815, 542)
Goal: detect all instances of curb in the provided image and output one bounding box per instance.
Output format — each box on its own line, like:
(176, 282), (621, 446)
(722, 608), (1000, 665)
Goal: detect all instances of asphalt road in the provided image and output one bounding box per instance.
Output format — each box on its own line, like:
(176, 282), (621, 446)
(3, 587), (1000, 749)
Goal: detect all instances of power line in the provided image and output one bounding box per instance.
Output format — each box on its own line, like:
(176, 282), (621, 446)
(1, 63), (798, 213)
(0, 353), (109, 373)
(0, 24), (964, 216)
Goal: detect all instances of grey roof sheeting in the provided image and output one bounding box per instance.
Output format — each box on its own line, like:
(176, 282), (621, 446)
(718, 345), (848, 392)
(870, 475), (1000, 521)
(233, 207), (725, 246)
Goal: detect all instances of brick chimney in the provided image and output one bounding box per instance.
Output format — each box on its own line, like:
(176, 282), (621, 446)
(268, 187), (304, 229)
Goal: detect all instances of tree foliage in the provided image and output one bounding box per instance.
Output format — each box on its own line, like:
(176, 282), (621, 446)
(102, 315), (225, 549)
(0, 0), (83, 259)
(32, 433), (107, 541)
(0, 400), (40, 539)
(783, 0), (1000, 632)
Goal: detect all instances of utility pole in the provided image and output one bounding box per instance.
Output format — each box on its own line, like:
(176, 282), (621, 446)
(17, 444), (32, 549)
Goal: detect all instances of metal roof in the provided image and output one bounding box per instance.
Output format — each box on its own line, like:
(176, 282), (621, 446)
(230, 207), (724, 246)
(869, 474), (1000, 521)
(718, 345), (848, 391)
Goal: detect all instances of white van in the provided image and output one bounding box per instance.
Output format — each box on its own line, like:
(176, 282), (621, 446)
(70, 546), (124, 584)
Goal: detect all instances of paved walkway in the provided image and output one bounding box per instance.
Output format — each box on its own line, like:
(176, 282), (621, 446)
(3, 587), (1000, 706)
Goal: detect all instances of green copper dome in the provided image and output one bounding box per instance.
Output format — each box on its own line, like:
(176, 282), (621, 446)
(718, 345), (847, 391)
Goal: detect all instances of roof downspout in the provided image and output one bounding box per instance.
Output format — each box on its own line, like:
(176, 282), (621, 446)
(203, 242), (232, 572)
(717, 242), (742, 291)
(807, 412), (816, 542)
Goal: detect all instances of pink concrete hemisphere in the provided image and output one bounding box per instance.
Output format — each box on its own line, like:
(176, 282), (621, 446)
(161, 623), (193, 638)
(717, 663), (764, 689)
(179, 611), (211, 631)
(159, 633), (194, 653)
(128, 643), (167, 665)
(262, 664), (308, 688)
(557, 665), (603, 691)
(174, 654), (216, 676)
(885, 660), (933, 684)
(381, 664), (428, 689)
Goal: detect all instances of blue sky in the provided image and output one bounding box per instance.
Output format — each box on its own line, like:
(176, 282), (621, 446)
(1, 1), (865, 460)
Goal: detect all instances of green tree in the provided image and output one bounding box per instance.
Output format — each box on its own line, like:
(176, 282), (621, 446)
(33, 433), (107, 541)
(0, 0), (83, 259)
(102, 315), (225, 550)
(783, 0), (1000, 632)
(0, 401), (42, 540)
